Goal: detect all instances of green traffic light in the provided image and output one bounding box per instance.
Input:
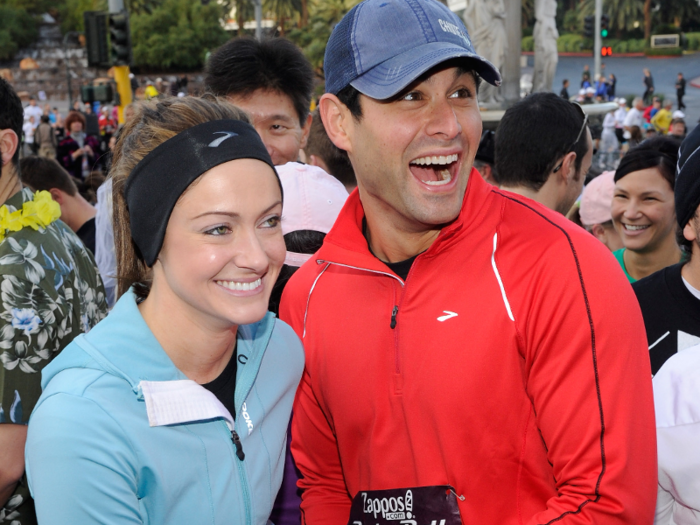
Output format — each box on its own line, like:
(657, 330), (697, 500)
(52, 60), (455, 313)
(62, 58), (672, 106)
(601, 29), (608, 38)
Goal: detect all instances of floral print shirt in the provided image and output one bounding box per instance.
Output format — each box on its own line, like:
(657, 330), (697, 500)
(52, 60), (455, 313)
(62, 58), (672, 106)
(0, 188), (108, 525)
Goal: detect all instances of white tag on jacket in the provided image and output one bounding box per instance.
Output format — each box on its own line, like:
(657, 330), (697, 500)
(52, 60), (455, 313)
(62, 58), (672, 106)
(140, 379), (234, 429)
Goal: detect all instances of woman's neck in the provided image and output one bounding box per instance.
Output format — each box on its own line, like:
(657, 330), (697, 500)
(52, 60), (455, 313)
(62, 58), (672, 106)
(624, 236), (682, 281)
(138, 283), (237, 384)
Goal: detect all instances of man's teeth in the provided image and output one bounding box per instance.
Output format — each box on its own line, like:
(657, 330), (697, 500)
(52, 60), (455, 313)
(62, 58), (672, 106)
(423, 169), (452, 186)
(216, 278), (262, 291)
(411, 154), (459, 166)
(624, 224), (649, 231)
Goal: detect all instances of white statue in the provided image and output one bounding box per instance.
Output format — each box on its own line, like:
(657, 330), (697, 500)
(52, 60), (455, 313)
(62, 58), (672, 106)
(463, 0), (506, 105)
(532, 0), (559, 93)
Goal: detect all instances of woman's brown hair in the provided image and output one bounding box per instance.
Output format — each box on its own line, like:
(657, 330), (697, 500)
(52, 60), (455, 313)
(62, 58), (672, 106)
(64, 111), (86, 133)
(112, 95), (250, 301)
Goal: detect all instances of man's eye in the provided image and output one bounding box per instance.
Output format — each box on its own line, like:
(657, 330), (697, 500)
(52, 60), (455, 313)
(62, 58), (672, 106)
(205, 225), (230, 236)
(402, 92), (422, 101)
(449, 88), (472, 99)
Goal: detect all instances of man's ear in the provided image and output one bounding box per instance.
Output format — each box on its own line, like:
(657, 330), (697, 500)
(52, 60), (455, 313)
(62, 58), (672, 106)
(684, 220), (698, 243)
(299, 113), (313, 151)
(558, 151), (578, 184)
(0, 129), (19, 168)
(49, 188), (64, 205)
(319, 93), (353, 154)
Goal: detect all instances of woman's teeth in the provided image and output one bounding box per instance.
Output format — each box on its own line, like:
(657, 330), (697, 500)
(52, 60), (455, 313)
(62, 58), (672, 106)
(216, 278), (262, 291)
(624, 224), (649, 231)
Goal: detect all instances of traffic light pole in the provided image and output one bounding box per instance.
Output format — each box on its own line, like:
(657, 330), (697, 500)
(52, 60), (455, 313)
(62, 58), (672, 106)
(594, 0), (602, 80)
(108, 0), (132, 123)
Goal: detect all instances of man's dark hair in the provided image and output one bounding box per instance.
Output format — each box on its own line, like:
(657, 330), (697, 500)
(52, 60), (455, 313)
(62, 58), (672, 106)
(40, 114), (50, 124)
(305, 111), (356, 188)
(0, 78), (24, 172)
(19, 156), (78, 196)
(494, 92), (589, 191)
(205, 37), (315, 125)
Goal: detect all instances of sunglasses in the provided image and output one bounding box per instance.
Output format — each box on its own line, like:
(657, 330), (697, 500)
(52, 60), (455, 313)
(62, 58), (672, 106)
(552, 103), (589, 174)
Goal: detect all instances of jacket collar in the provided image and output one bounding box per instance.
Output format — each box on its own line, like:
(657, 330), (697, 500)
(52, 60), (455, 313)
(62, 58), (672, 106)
(42, 289), (277, 420)
(316, 168), (493, 273)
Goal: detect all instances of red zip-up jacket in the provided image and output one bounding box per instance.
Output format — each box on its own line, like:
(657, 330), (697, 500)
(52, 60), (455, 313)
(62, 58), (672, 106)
(280, 170), (657, 525)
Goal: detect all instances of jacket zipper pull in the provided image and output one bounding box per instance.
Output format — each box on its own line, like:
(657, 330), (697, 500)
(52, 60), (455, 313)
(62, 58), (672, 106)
(231, 430), (245, 461)
(390, 305), (399, 329)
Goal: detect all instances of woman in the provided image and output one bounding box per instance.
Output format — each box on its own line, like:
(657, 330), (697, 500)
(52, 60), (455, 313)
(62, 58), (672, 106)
(611, 137), (682, 283)
(26, 96), (304, 524)
(57, 110), (99, 181)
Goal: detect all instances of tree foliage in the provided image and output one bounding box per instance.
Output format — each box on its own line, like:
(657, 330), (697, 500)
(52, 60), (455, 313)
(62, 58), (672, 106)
(56, 0), (106, 34)
(0, 4), (39, 61)
(131, 0), (228, 70)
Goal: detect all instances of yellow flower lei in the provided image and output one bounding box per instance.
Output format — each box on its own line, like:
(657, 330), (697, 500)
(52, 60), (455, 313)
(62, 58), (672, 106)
(0, 190), (61, 242)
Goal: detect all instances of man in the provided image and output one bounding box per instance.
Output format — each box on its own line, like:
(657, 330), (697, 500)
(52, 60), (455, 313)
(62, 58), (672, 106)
(624, 96), (645, 140)
(651, 100), (674, 135)
(33, 115), (56, 158)
(669, 117), (686, 140)
(0, 79), (108, 524)
(473, 129), (496, 185)
(560, 78), (570, 99)
(22, 97), (42, 125)
(19, 156), (97, 254)
(205, 37), (314, 166)
(614, 97), (628, 143)
(644, 96), (660, 123)
(643, 68), (654, 105)
(633, 125), (700, 376)
(280, 0), (656, 523)
(581, 64), (591, 87)
(676, 72), (686, 111)
(580, 171), (623, 252)
(494, 92), (593, 215)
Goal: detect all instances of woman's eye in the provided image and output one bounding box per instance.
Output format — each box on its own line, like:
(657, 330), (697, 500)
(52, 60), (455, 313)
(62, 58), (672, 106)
(206, 225), (230, 236)
(262, 216), (281, 228)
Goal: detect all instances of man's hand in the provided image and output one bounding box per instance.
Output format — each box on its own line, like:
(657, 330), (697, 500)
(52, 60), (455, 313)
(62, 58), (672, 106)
(0, 424), (27, 507)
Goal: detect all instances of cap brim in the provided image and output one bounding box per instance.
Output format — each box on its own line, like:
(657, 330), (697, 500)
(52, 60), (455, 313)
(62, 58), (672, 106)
(350, 41), (502, 101)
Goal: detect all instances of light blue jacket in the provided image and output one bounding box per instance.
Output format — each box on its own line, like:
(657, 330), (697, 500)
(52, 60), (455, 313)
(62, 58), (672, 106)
(25, 290), (304, 525)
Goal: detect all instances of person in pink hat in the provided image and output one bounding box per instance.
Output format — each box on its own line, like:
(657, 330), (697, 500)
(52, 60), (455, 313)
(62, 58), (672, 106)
(580, 171), (623, 252)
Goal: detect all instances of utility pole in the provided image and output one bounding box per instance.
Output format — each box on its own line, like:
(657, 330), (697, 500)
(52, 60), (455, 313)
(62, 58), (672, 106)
(503, 0), (522, 108)
(594, 0), (602, 80)
(253, 0), (262, 40)
(108, 0), (133, 123)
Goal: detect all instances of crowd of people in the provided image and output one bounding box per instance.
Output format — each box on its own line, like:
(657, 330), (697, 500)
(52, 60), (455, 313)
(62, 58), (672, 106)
(1, 0), (700, 524)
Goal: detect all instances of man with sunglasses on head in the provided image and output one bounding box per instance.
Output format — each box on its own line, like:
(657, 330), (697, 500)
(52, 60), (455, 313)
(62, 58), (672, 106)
(494, 92), (592, 215)
(280, 1), (657, 523)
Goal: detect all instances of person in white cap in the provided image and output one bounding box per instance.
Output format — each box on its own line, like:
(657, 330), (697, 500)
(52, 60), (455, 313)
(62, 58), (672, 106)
(614, 98), (628, 144)
(580, 171), (623, 251)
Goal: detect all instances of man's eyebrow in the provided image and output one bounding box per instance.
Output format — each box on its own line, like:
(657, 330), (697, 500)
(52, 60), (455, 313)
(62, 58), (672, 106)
(259, 114), (296, 124)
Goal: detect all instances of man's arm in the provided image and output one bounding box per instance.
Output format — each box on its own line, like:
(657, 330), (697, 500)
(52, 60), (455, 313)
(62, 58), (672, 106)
(0, 424), (27, 507)
(519, 237), (657, 524)
(280, 270), (353, 525)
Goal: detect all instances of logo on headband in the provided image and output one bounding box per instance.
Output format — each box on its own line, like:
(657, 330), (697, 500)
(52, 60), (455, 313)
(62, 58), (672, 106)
(208, 131), (239, 148)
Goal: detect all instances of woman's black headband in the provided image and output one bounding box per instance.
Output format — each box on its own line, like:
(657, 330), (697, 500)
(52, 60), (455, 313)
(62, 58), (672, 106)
(124, 119), (280, 267)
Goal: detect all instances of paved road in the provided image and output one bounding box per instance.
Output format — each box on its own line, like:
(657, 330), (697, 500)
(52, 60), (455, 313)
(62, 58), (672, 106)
(548, 54), (700, 132)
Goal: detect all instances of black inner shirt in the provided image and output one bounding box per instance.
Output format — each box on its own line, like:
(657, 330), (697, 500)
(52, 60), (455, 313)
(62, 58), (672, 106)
(201, 342), (237, 420)
(363, 218), (419, 281)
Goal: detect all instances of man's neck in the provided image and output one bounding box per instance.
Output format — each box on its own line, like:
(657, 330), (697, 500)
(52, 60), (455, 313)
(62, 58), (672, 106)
(0, 166), (22, 206)
(682, 247), (700, 292)
(64, 195), (96, 233)
(624, 237), (682, 281)
(364, 208), (440, 264)
(500, 181), (560, 214)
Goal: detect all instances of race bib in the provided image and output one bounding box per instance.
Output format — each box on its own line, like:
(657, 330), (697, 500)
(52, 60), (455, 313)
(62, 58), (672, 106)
(347, 485), (462, 525)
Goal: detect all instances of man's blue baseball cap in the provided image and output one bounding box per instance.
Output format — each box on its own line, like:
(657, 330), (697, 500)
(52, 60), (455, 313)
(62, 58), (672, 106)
(324, 0), (502, 100)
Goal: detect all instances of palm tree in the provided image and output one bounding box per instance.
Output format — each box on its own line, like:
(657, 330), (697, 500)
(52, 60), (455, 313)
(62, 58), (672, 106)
(264, 0), (302, 35)
(579, 0), (644, 37)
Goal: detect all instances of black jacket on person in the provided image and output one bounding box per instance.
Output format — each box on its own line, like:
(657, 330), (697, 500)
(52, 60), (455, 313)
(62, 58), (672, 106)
(676, 78), (686, 96)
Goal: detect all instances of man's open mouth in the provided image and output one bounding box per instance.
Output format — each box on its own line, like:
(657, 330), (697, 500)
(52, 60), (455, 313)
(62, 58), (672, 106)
(409, 154), (459, 186)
